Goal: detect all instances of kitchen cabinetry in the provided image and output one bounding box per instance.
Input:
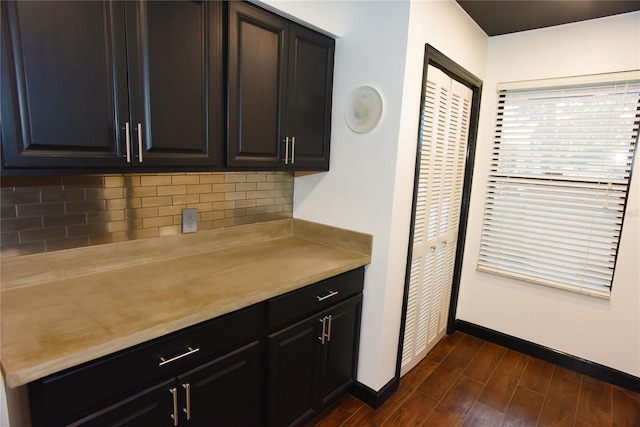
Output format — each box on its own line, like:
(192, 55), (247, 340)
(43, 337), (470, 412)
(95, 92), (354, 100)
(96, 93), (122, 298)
(267, 295), (362, 427)
(29, 305), (262, 427)
(0, 0), (223, 170)
(70, 342), (261, 427)
(265, 268), (364, 427)
(27, 267), (364, 427)
(227, 2), (334, 171)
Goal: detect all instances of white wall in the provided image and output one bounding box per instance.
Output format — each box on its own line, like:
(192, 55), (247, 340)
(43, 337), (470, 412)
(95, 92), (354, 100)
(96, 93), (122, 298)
(264, 0), (488, 390)
(457, 12), (640, 377)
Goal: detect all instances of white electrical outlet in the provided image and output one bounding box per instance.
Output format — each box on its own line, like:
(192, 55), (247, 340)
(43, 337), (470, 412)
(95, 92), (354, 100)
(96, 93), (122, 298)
(182, 208), (197, 233)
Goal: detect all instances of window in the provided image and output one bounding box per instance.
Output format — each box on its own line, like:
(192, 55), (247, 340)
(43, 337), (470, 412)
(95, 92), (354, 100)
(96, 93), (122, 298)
(478, 71), (640, 297)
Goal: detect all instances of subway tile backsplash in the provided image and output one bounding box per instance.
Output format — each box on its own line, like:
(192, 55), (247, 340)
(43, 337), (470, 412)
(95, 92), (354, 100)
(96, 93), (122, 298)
(0, 172), (293, 258)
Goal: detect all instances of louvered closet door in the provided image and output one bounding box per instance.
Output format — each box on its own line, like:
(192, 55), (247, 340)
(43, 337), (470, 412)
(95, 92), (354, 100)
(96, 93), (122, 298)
(401, 66), (473, 376)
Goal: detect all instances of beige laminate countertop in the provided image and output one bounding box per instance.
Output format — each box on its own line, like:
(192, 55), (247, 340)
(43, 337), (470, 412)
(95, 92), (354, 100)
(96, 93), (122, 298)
(0, 219), (371, 389)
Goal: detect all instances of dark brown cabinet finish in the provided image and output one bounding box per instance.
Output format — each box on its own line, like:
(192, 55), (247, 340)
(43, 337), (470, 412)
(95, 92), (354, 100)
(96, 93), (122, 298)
(71, 341), (262, 427)
(0, 0), (223, 170)
(28, 267), (364, 427)
(67, 379), (176, 427)
(267, 295), (363, 427)
(0, 1), (128, 169)
(29, 304), (263, 427)
(227, 2), (334, 171)
(126, 0), (223, 168)
(176, 341), (262, 427)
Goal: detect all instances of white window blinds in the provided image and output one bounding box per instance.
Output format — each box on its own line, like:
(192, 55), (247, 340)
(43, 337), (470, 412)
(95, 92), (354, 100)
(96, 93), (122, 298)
(478, 71), (640, 298)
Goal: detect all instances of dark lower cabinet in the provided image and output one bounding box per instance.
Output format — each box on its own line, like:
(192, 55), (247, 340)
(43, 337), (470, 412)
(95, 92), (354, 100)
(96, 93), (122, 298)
(177, 341), (262, 427)
(28, 268), (364, 427)
(267, 315), (320, 426)
(267, 294), (363, 427)
(68, 341), (261, 427)
(67, 379), (176, 427)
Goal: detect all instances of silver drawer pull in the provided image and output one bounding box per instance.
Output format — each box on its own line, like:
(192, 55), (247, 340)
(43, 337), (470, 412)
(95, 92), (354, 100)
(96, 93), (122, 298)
(159, 346), (200, 367)
(316, 290), (338, 302)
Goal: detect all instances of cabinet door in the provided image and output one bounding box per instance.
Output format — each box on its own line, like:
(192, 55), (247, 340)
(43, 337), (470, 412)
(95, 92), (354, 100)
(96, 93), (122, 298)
(177, 341), (262, 427)
(286, 24), (334, 171)
(321, 294), (362, 405)
(68, 379), (175, 427)
(0, 1), (129, 169)
(267, 315), (321, 427)
(227, 2), (288, 169)
(125, 0), (223, 167)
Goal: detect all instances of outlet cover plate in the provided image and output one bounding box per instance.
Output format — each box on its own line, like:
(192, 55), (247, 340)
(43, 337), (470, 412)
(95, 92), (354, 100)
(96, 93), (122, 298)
(182, 209), (197, 233)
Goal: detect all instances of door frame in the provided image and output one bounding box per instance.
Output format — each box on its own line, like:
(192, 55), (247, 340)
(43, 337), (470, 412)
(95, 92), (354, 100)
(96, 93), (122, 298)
(395, 44), (483, 379)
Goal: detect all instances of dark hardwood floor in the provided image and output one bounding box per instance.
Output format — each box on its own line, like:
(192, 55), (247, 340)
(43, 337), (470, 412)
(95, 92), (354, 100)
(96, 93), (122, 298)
(306, 332), (640, 426)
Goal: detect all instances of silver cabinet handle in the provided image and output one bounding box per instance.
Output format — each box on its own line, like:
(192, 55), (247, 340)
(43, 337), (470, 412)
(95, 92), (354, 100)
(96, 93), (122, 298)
(318, 317), (326, 344)
(169, 387), (178, 426)
(137, 122), (143, 162)
(316, 290), (338, 302)
(182, 383), (191, 420)
(159, 347), (200, 367)
(283, 137), (289, 165)
(319, 316), (332, 344)
(125, 122), (131, 163)
(291, 136), (295, 164)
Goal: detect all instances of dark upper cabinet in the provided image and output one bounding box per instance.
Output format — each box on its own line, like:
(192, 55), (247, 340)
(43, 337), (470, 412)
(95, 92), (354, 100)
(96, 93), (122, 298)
(0, 1), (129, 169)
(0, 0), (223, 170)
(227, 2), (334, 171)
(126, 0), (223, 168)
(285, 25), (334, 171)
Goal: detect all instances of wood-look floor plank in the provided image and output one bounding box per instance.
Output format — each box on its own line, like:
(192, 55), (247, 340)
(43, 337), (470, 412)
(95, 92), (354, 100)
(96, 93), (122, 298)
(308, 394), (366, 427)
(576, 375), (612, 426)
(463, 341), (507, 384)
(518, 357), (554, 395)
(422, 375), (485, 427)
(461, 402), (505, 426)
(340, 381), (415, 427)
(381, 390), (438, 427)
(309, 333), (635, 427)
(429, 331), (465, 360)
(538, 366), (581, 427)
(401, 351), (443, 392)
(500, 386), (545, 426)
(477, 349), (529, 412)
(612, 385), (640, 427)
(417, 334), (484, 400)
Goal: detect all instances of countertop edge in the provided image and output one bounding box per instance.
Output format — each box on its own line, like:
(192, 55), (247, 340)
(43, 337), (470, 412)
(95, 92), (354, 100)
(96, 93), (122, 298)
(3, 257), (369, 389)
(1, 220), (372, 388)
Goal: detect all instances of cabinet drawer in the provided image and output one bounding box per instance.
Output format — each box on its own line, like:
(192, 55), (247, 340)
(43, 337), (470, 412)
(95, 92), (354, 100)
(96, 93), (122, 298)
(266, 267), (364, 330)
(29, 303), (263, 427)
